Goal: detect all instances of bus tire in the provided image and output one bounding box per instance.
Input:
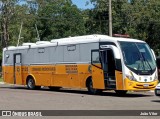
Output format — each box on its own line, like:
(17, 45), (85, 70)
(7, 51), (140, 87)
(87, 79), (102, 95)
(48, 86), (61, 90)
(27, 77), (40, 90)
(115, 90), (127, 95)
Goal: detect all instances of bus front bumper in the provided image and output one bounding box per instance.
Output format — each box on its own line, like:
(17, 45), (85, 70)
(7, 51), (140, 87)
(124, 78), (159, 91)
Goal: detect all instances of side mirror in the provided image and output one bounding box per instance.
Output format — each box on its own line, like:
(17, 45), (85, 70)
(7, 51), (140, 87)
(110, 45), (121, 59)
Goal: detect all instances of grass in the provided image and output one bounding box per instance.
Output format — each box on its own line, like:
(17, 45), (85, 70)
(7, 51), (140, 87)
(0, 77), (3, 82)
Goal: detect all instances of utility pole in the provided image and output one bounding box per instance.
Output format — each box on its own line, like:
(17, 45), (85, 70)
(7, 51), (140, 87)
(109, 0), (112, 36)
(17, 22), (23, 46)
(35, 24), (40, 41)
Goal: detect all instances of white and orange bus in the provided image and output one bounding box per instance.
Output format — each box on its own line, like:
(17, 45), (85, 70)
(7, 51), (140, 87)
(2, 35), (159, 94)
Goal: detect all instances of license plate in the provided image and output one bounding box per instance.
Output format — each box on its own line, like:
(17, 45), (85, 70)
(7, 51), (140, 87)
(143, 84), (149, 87)
(156, 90), (160, 94)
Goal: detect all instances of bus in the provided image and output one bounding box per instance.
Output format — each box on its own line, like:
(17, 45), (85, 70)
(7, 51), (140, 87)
(2, 34), (159, 95)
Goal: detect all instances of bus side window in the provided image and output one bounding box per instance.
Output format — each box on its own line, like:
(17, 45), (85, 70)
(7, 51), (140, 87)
(67, 45), (76, 51)
(15, 55), (21, 63)
(5, 54), (10, 63)
(38, 48), (45, 53)
(92, 51), (100, 63)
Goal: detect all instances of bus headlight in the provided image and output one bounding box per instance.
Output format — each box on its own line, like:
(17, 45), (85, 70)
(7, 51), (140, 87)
(125, 74), (137, 81)
(153, 73), (158, 81)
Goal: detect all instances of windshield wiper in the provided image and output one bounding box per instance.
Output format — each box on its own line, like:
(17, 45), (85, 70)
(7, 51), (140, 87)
(141, 53), (152, 73)
(135, 43), (145, 71)
(136, 58), (145, 75)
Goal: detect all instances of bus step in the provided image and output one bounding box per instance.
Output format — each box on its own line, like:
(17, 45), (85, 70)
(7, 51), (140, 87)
(108, 77), (116, 81)
(108, 79), (116, 84)
(108, 79), (116, 82)
(105, 79), (116, 89)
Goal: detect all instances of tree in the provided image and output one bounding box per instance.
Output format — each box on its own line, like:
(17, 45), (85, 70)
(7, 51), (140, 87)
(87, 0), (129, 35)
(88, 0), (160, 54)
(86, 0), (109, 34)
(125, 0), (160, 54)
(0, 0), (19, 48)
(36, 0), (86, 40)
(0, 0), (160, 58)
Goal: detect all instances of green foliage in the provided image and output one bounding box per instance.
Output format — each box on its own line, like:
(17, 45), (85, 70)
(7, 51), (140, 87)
(37, 0), (86, 40)
(89, 0), (160, 55)
(0, 0), (160, 62)
(125, 0), (160, 54)
(0, 78), (2, 82)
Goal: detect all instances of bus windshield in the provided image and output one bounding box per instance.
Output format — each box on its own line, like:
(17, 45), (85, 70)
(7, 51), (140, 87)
(119, 41), (156, 75)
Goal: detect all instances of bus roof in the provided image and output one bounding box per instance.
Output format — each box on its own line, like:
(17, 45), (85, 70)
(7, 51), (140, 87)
(3, 34), (145, 51)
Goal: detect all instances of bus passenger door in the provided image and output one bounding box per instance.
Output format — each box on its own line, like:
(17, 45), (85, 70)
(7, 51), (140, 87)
(91, 50), (105, 89)
(100, 49), (116, 89)
(13, 53), (22, 85)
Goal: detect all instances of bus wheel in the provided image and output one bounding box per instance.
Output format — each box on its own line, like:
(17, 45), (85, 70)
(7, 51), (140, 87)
(115, 90), (127, 95)
(48, 86), (61, 90)
(27, 78), (40, 90)
(87, 79), (102, 95)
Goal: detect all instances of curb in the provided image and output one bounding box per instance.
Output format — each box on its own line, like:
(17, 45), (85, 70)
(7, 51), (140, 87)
(0, 82), (5, 84)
